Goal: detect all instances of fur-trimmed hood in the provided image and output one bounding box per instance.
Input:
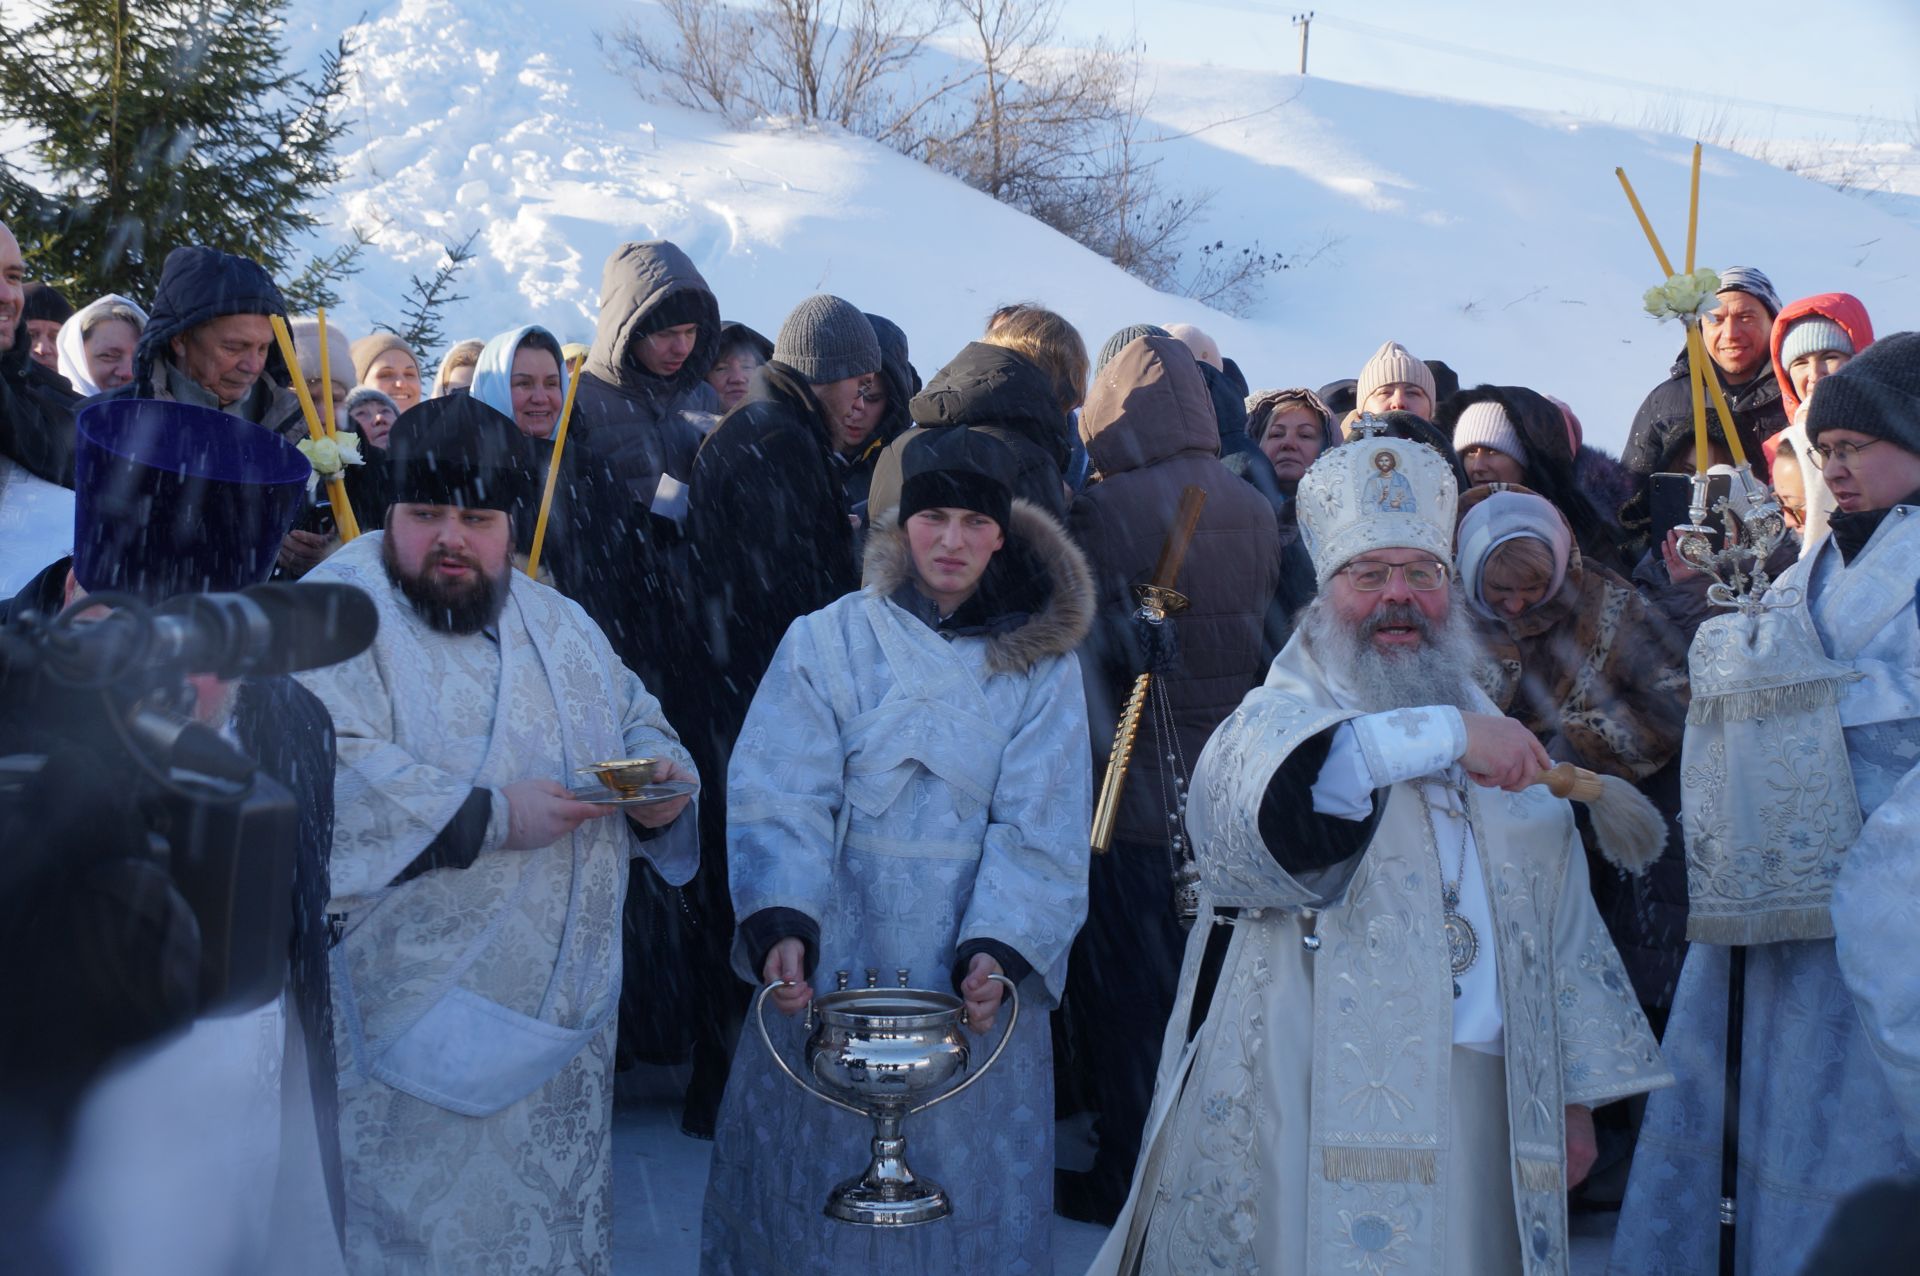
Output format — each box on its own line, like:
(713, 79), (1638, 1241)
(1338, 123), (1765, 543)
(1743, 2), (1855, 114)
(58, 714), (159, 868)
(861, 497), (1094, 674)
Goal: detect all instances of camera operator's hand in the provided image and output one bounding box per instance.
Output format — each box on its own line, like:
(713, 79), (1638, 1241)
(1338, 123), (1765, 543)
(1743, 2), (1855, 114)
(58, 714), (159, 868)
(277, 529), (331, 578)
(501, 779), (614, 850)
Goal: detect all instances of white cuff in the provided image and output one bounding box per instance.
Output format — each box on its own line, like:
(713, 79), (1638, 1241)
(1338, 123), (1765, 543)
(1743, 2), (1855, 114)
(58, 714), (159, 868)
(1310, 706), (1465, 820)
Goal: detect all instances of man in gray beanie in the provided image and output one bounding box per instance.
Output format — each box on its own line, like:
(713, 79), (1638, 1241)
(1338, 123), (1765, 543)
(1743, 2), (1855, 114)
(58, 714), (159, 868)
(672, 293), (881, 1136)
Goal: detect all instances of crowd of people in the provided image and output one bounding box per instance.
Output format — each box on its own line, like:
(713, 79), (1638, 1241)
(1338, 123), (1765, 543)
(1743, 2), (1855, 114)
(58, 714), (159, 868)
(1, 207), (1916, 1276)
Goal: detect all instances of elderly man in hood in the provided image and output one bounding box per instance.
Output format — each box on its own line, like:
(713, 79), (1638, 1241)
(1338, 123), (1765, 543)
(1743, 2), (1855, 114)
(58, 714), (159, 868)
(91, 245), (325, 574)
(94, 245), (305, 437)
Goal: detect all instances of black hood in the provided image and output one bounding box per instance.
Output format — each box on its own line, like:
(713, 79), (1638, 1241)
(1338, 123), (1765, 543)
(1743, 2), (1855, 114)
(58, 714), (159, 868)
(910, 341), (1070, 472)
(133, 246), (287, 395)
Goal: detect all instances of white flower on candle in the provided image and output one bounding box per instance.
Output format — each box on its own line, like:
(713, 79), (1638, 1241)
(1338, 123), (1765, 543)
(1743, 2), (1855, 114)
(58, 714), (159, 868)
(297, 431), (365, 493)
(1643, 268), (1722, 323)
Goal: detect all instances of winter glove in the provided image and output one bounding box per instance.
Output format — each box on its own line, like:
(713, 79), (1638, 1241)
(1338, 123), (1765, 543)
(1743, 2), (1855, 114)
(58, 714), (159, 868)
(1132, 609), (1179, 674)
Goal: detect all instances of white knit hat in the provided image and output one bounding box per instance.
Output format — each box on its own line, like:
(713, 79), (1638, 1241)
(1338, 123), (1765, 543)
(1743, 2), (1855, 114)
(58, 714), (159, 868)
(289, 316), (355, 391)
(1451, 400), (1529, 466)
(1296, 423), (1459, 587)
(1356, 340), (1437, 409)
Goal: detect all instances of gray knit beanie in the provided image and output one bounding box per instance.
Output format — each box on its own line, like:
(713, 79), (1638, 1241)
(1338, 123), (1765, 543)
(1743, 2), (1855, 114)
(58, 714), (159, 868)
(773, 294), (881, 385)
(1805, 330), (1920, 455)
(1096, 323), (1170, 373)
(1780, 316), (1853, 367)
(344, 385), (400, 420)
(1716, 266), (1782, 316)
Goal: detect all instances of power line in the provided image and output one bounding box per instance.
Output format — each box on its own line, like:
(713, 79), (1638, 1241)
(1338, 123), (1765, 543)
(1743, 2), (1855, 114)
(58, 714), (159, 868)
(1308, 13), (1909, 129)
(1173, 2), (1909, 130)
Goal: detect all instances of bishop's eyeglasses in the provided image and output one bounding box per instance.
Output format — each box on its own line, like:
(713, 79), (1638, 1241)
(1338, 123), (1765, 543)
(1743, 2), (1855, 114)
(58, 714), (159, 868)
(1336, 559), (1451, 591)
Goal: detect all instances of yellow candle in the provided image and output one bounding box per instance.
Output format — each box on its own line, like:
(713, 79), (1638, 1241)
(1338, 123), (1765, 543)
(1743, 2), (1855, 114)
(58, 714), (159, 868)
(1684, 143), (1701, 275)
(1686, 329), (1710, 476)
(1615, 167), (1676, 277)
(269, 314), (361, 540)
(525, 353), (588, 579)
(270, 315), (327, 444)
(316, 308), (339, 441)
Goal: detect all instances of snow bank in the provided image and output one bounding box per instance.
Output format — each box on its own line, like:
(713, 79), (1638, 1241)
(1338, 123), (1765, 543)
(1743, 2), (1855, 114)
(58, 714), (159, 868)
(283, 0), (1920, 451)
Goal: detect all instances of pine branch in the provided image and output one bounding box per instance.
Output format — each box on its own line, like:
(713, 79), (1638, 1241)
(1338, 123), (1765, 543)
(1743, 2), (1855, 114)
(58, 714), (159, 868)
(377, 230), (480, 355)
(282, 222), (377, 312)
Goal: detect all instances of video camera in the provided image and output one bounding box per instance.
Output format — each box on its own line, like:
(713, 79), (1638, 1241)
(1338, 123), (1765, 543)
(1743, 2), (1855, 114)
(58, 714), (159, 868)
(0, 582), (376, 1083)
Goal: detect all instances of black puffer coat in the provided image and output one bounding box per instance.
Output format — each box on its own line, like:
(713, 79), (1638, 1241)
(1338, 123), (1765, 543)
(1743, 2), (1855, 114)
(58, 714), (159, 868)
(665, 363), (863, 1036)
(684, 361), (861, 773)
(1072, 335), (1280, 847)
(1623, 348), (1784, 481)
(570, 240), (723, 508)
(1, 313), (80, 485)
(872, 341), (1071, 519)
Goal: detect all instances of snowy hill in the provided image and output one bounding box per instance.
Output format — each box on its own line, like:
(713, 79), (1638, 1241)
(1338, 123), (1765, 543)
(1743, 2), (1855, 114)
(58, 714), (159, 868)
(284, 0), (1920, 452)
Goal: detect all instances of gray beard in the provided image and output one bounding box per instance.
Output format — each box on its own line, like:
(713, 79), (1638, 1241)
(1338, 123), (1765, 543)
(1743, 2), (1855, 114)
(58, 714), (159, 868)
(1298, 591), (1485, 713)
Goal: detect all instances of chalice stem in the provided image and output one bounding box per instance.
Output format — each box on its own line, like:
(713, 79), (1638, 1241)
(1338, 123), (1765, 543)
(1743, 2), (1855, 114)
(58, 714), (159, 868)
(860, 1112), (915, 1201)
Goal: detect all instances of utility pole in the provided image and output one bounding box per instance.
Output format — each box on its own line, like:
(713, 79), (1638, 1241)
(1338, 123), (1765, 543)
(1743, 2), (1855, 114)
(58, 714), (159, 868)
(1293, 11), (1314, 75)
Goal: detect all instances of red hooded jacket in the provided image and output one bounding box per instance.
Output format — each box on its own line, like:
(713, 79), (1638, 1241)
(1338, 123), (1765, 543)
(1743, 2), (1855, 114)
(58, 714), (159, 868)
(1766, 293), (1875, 457)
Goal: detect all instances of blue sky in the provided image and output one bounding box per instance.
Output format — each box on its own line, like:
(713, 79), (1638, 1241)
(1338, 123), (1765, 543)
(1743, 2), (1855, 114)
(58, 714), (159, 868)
(1056, 0), (1918, 142)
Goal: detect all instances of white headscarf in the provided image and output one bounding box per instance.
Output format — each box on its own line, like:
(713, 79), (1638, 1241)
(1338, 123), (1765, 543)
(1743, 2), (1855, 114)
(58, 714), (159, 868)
(469, 326), (569, 434)
(1780, 407), (1836, 558)
(55, 294), (149, 398)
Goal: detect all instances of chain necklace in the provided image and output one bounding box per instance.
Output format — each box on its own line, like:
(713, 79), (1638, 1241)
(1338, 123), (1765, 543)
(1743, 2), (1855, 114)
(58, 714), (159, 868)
(1418, 779), (1478, 999)
(1152, 678), (1201, 926)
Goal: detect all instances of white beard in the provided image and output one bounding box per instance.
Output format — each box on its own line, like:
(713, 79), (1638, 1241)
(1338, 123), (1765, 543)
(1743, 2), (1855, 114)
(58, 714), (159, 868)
(1298, 590), (1485, 713)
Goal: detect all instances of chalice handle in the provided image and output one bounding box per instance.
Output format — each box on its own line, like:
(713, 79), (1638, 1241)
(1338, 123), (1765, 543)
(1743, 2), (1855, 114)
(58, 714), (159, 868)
(753, 980), (866, 1118)
(908, 973), (1020, 1117)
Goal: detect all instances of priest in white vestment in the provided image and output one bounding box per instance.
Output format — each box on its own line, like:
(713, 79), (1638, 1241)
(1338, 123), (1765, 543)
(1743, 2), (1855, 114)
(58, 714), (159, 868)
(297, 396), (698, 1274)
(1093, 426), (1671, 1276)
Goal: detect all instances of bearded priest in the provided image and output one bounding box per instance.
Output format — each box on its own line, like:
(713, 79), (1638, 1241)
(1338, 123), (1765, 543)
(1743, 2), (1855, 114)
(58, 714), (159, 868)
(295, 395), (698, 1274)
(1091, 425), (1671, 1276)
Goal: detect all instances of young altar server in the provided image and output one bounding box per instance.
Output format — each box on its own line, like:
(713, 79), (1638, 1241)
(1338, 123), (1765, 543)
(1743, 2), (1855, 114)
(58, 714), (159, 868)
(701, 427), (1095, 1275)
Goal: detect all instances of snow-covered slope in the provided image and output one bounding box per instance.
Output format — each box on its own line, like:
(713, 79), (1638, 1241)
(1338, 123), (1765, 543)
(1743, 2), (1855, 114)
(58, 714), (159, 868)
(284, 0), (1920, 452)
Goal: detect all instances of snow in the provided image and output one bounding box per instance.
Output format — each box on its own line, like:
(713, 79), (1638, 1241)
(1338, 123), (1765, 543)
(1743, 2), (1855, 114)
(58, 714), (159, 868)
(281, 0), (1920, 453)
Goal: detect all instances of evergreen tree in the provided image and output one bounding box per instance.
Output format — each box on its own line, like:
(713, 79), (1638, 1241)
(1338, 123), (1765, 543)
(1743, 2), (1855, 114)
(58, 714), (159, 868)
(0, 0), (353, 303)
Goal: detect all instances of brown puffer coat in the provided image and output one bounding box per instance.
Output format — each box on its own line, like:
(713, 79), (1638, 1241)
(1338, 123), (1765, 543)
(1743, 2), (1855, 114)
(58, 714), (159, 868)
(1071, 335), (1281, 847)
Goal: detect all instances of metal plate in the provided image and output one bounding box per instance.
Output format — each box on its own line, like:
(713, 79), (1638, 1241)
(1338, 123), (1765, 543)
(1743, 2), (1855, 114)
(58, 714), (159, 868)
(566, 780), (698, 807)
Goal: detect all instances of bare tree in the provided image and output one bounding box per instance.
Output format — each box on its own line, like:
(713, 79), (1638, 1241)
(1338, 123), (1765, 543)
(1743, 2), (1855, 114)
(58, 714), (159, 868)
(603, 0), (947, 130)
(602, 0), (1290, 314)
